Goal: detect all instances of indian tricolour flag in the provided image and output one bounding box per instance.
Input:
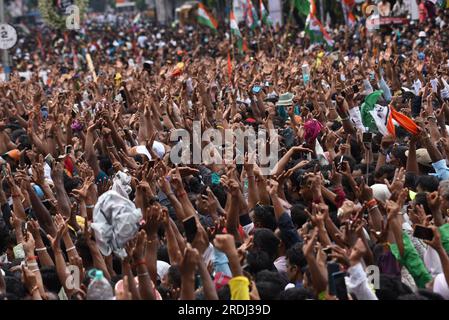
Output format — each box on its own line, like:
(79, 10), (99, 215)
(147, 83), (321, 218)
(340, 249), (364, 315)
(260, 0), (272, 26)
(230, 11), (242, 38)
(361, 90), (418, 137)
(245, 0), (259, 29)
(197, 3), (218, 31)
(305, 0), (334, 46)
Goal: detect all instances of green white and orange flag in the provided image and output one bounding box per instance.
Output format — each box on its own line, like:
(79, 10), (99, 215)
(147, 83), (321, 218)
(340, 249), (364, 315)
(230, 10), (242, 38)
(260, 0), (273, 26)
(360, 90), (419, 137)
(197, 3), (218, 31)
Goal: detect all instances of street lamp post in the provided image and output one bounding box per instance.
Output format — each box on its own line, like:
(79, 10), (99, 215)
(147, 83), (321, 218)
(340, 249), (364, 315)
(0, 0), (10, 81)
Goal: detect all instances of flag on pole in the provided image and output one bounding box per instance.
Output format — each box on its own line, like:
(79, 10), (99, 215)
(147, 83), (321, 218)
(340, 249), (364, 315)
(360, 91), (418, 137)
(230, 10), (244, 52)
(342, 0), (356, 28)
(292, 0), (311, 17)
(230, 10), (242, 38)
(245, 0), (259, 29)
(227, 51), (233, 83)
(133, 13), (141, 24)
(260, 0), (273, 26)
(197, 3), (218, 31)
(305, 0), (334, 47)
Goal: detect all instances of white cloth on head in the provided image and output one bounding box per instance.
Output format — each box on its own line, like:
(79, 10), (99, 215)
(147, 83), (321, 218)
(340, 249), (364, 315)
(111, 171), (132, 198)
(370, 184), (391, 203)
(91, 190), (142, 258)
(157, 260), (171, 281)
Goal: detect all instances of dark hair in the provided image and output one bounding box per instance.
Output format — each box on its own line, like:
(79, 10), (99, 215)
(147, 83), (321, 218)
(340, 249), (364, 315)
(63, 173), (82, 194)
(279, 287), (316, 300)
(167, 265), (182, 289)
(253, 228), (280, 263)
(217, 284), (231, 300)
(255, 270), (288, 300)
(4, 276), (27, 299)
(253, 205), (277, 231)
(75, 235), (94, 269)
(246, 249), (274, 275)
(375, 274), (413, 300)
(40, 266), (62, 294)
(375, 164), (397, 181)
(416, 175), (439, 192)
(286, 243), (307, 271)
(157, 245), (170, 264)
(414, 192), (432, 215)
(290, 204), (308, 228)
(211, 184), (227, 208)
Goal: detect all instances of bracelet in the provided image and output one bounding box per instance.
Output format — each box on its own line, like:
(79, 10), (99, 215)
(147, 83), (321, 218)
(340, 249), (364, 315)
(27, 262), (38, 267)
(106, 145), (115, 149)
(86, 204), (95, 209)
(138, 272), (149, 277)
(27, 256), (38, 262)
(247, 175), (255, 179)
(177, 191), (187, 198)
(216, 125), (224, 129)
(30, 286), (39, 295)
(35, 247), (47, 252)
(66, 246), (77, 252)
(147, 237), (158, 244)
(368, 205), (379, 211)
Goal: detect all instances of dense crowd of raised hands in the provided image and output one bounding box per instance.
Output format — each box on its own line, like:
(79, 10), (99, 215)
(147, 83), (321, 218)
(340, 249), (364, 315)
(1, 9), (449, 300)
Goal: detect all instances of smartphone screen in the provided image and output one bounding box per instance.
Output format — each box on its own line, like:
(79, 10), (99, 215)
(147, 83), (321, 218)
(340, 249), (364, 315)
(352, 84), (359, 93)
(362, 132), (372, 144)
(413, 225), (434, 241)
(183, 216), (198, 243)
(327, 262), (340, 296)
(333, 271), (349, 300)
(252, 86), (262, 94)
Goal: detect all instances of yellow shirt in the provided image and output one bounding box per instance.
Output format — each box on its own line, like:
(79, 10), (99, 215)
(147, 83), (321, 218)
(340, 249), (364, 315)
(228, 276), (250, 300)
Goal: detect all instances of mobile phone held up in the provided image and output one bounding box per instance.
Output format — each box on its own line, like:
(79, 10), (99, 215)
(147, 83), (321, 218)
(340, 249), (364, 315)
(332, 271), (349, 300)
(183, 216), (198, 243)
(362, 132), (372, 144)
(413, 225), (434, 241)
(252, 85), (262, 94)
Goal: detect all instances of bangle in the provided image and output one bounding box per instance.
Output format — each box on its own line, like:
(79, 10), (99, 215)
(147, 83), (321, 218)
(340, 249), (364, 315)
(247, 175), (255, 179)
(147, 237), (158, 244)
(177, 191), (187, 198)
(27, 256), (38, 262)
(35, 247), (47, 252)
(106, 145), (115, 149)
(86, 204), (95, 209)
(30, 286), (39, 295)
(66, 246), (76, 252)
(368, 205), (379, 211)
(341, 116), (349, 121)
(216, 125), (224, 129)
(138, 272), (149, 277)
(27, 262), (38, 267)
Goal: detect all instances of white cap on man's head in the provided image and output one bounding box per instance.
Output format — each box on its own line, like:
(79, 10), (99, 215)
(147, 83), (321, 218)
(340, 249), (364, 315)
(418, 31), (426, 38)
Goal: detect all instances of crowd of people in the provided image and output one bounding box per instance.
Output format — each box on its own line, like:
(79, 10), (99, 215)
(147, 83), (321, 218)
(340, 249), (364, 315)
(1, 2), (449, 301)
